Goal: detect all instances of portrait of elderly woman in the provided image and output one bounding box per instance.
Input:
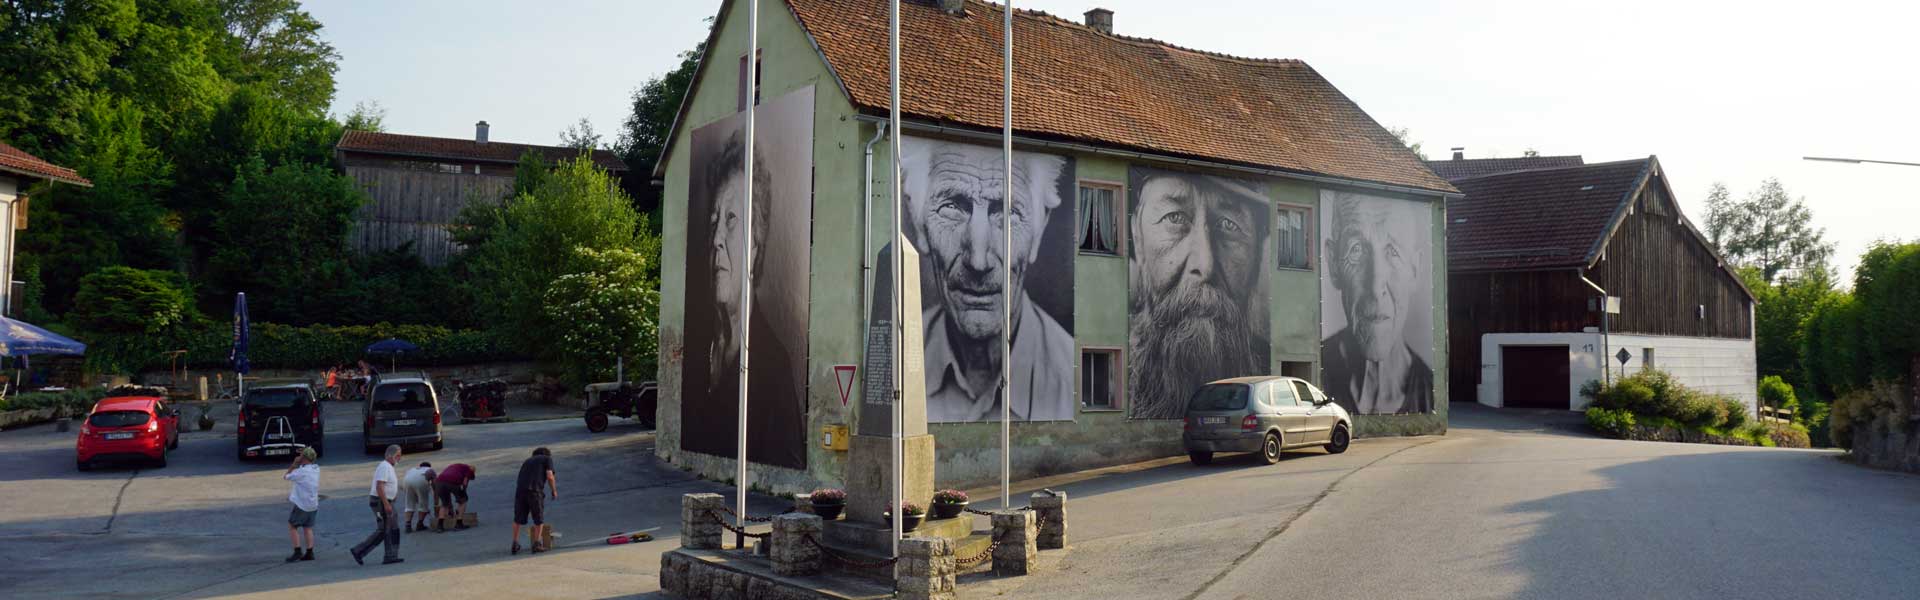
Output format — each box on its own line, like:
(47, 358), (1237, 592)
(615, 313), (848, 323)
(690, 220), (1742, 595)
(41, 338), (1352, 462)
(680, 86), (814, 468)
(900, 136), (1077, 423)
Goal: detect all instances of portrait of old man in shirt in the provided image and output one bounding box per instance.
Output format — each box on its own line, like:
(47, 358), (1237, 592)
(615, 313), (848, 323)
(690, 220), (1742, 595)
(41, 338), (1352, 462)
(1319, 191), (1435, 415)
(1126, 168), (1272, 420)
(901, 137), (1076, 423)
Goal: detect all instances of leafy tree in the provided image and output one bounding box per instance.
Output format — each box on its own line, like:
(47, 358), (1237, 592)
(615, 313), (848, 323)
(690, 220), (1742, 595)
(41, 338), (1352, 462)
(1387, 126), (1426, 160)
(205, 155), (363, 323)
(0, 0), (141, 155)
(1704, 179), (1834, 284)
(558, 117), (602, 151)
(169, 85), (343, 265)
(615, 30), (705, 215)
(209, 0), (339, 115)
(1739, 265), (1837, 390)
(543, 246), (659, 382)
(341, 99), (386, 132)
(465, 157), (646, 352)
(68, 266), (197, 335)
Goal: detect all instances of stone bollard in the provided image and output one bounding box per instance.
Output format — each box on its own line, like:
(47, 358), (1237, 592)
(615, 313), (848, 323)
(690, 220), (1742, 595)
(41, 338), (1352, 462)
(794, 494), (816, 515)
(681, 493), (725, 550)
(991, 510), (1038, 576)
(771, 513), (824, 576)
(896, 537), (956, 600)
(1031, 491), (1067, 550)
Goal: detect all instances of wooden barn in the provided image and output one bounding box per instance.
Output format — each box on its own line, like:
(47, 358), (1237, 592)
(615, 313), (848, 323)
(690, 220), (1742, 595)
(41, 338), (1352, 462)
(1431, 153), (1757, 410)
(334, 122), (628, 265)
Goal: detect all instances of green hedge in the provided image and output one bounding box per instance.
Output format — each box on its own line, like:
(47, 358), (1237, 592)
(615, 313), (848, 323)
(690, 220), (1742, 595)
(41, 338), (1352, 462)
(84, 322), (526, 373)
(0, 387), (107, 415)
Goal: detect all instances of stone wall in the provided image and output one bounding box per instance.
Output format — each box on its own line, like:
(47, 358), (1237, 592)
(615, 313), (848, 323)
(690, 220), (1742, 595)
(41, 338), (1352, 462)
(1849, 418), (1920, 473)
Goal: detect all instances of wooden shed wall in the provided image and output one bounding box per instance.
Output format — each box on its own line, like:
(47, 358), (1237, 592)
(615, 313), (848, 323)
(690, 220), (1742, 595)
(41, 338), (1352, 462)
(1587, 182), (1753, 340)
(345, 164), (513, 265)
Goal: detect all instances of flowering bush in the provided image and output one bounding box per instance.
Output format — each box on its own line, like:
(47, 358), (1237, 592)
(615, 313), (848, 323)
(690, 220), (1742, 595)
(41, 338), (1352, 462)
(932, 489), (968, 504)
(810, 488), (847, 504)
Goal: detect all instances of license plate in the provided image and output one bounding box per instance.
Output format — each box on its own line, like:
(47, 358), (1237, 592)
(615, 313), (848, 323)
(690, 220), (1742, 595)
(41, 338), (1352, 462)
(266, 448), (291, 456)
(391, 419), (417, 426)
(1201, 416), (1227, 425)
(105, 432), (135, 440)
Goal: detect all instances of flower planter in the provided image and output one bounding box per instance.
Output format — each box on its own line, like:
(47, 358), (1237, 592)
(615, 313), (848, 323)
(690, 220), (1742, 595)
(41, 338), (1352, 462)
(813, 501), (845, 521)
(883, 512), (926, 533)
(932, 501), (968, 520)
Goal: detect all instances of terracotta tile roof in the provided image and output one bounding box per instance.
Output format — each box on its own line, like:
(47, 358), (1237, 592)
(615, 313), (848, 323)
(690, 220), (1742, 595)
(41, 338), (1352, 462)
(336, 130), (627, 172)
(785, 0), (1454, 194)
(0, 141), (91, 187)
(1426, 155), (1584, 183)
(1447, 158), (1652, 272)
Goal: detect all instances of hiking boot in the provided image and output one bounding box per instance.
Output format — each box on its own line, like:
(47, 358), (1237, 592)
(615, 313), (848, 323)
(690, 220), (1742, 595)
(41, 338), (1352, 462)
(510, 542), (521, 555)
(351, 550), (365, 565)
(531, 543), (547, 554)
(382, 557), (405, 565)
(285, 549), (303, 563)
(301, 549), (315, 561)
(405, 523), (414, 533)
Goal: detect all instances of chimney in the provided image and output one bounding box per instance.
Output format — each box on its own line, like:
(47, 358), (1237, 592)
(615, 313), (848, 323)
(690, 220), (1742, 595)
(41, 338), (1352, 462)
(1084, 8), (1113, 35)
(938, 0), (964, 15)
(476, 121), (490, 144)
(1451, 147), (1465, 161)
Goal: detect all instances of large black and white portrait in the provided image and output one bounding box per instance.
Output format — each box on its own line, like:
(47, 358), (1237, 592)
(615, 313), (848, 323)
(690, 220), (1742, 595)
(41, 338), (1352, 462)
(901, 136), (1076, 423)
(1318, 190), (1435, 415)
(1126, 167), (1272, 419)
(681, 85), (814, 469)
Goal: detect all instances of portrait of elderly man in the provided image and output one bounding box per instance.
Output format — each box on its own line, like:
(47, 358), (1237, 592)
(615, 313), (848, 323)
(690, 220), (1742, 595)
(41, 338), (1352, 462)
(901, 137), (1075, 423)
(1319, 192), (1434, 415)
(1126, 169), (1271, 420)
(680, 86), (816, 469)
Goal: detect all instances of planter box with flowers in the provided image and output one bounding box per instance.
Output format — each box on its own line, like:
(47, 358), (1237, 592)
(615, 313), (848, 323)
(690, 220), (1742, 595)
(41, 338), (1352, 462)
(932, 489), (970, 519)
(810, 488), (846, 521)
(884, 502), (926, 533)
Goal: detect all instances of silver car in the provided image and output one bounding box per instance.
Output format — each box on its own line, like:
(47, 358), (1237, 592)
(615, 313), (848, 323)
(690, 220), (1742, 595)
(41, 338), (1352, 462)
(1182, 376), (1351, 465)
(362, 376), (444, 454)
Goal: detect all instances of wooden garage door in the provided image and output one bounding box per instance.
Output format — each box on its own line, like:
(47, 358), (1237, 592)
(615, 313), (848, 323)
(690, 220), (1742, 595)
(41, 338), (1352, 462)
(1502, 346), (1570, 409)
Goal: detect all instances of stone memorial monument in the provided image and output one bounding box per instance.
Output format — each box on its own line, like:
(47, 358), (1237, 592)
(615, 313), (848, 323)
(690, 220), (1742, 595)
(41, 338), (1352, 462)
(849, 236), (935, 526)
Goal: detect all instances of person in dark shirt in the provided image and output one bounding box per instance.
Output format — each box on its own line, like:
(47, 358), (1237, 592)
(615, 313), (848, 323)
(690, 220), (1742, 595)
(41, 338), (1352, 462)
(510, 447), (557, 554)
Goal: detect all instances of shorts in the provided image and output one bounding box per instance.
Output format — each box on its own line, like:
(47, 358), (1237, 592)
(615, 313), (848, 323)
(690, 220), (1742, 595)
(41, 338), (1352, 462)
(434, 481), (468, 509)
(513, 490), (545, 526)
(288, 507), (317, 528)
(403, 481), (433, 514)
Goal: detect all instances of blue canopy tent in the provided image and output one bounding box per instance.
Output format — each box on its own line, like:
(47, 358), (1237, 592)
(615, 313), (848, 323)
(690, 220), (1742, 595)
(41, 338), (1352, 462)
(364, 338), (419, 372)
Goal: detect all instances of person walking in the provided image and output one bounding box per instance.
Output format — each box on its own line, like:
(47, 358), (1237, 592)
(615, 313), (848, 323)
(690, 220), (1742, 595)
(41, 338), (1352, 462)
(351, 445), (405, 565)
(432, 462), (476, 533)
(510, 447), (557, 555)
(401, 462), (436, 532)
(282, 447), (320, 562)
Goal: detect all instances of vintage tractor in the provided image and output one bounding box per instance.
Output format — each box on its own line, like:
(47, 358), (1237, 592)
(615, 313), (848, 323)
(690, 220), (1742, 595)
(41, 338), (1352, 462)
(583, 381), (657, 433)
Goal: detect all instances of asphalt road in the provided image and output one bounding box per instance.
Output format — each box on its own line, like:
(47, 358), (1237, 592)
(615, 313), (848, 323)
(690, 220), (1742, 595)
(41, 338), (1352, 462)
(987, 404), (1920, 600)
(0, 406), (781, 600)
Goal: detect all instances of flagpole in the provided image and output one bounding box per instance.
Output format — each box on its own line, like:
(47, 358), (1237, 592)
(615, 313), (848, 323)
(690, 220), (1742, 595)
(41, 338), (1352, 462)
(1000, 0), (1014, 511)
(888, 0), (905, 558)
(735, 0), (759, 549)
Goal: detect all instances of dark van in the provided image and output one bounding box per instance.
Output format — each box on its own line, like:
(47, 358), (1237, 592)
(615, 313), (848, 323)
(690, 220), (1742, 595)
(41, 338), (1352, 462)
(363, 377), (444, 454)
(239, 384), (324, 460)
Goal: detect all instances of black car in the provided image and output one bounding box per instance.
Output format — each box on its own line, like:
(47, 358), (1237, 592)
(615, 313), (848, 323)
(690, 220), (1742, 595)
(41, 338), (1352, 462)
(238, 384), (325, 460)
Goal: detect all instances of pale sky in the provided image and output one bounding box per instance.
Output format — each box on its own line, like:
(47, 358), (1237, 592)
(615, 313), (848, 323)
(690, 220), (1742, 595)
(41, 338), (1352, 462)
(317, 0), (1920, 281)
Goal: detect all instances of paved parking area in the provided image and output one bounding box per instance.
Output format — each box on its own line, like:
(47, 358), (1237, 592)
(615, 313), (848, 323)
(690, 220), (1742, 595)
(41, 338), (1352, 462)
(0, 406), (781, 599)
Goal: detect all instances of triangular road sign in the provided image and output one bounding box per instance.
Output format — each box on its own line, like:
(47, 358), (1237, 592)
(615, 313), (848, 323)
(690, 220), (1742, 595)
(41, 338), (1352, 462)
(833, 365), (857, 407)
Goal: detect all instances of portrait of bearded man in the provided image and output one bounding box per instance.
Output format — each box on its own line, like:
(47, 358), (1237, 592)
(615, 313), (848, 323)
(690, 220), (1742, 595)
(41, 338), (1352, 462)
(1126, 169), (1271, 420)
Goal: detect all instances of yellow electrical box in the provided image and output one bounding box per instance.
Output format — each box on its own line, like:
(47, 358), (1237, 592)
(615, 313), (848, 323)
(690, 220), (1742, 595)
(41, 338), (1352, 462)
(821, 424), (849, 451)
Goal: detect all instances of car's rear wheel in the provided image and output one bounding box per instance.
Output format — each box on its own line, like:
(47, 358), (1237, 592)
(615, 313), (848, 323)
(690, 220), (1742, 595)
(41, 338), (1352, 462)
(1261, 432), (1283, 465)
(154, 447), (168, 469)
(430, 440), (443, 451)
(77, 460), (92, 472)
(1188, 450), (1213, 466)
(1324, 425), (1350, 454)
(237, 445), (248, 462)
(168, 433), (179, 450)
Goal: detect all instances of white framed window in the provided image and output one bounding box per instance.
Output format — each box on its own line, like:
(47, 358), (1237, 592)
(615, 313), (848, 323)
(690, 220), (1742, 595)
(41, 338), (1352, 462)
(1078, 181), (1123, 256)
(1276, 204), (1311, 270)
(1080, 347), (1123, 411)
(737, 51), (763, 112)
(437, 163), (463, 174)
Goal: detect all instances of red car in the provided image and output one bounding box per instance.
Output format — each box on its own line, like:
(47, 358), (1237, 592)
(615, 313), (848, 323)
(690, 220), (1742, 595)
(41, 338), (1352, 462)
(77, 394), (181, 471)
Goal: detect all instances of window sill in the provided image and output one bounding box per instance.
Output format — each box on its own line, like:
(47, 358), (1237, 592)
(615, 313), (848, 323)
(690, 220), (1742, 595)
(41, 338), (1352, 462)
(1077, 251), (1125, 259)
(1078, 407), (1124, 413)
(1275, 265), (1314, 273)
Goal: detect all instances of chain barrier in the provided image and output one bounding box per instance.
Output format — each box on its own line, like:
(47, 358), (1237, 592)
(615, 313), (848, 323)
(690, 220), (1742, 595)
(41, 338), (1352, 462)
(964, 506), (1035, 516)
(706, 510), (770, 540)
(713, 505), (776, 523)
(956, 540), (998, 568)
(804, 535), (898, 570)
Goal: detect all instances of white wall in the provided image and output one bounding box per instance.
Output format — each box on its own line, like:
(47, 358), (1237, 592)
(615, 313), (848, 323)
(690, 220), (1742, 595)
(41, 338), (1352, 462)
(1479, 332), (1756, 411)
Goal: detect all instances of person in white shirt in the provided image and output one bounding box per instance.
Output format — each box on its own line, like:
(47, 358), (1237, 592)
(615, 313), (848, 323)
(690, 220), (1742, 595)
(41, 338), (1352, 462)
(401, 462), (436, 533)
(350, 445), (404, 565)
(282, 448), (320, 563)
